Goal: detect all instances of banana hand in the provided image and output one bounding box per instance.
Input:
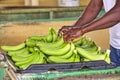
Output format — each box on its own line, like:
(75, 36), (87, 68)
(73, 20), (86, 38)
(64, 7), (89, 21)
(76, 47), (106, 61)
(40, 43), (71, 56)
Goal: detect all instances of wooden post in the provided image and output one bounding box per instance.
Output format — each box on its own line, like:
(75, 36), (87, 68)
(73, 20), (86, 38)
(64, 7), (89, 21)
(24, 0), (31, 6)
(31, 0), (39, 6)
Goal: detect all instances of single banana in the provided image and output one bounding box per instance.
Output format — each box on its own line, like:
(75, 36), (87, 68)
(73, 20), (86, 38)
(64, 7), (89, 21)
(28, 35), (45, 41)
(47, 53), (76, 63)
(74, 50), (80, 62)
(7, 47), (27, 56)
(1, 43), (25, 51)
(50, 28), (58, 42)
(40, 43), (71, 56)
(11, 48), (29, 57)
(45, 30), (53, 42)
(45, 34), (53, 42)
(104, 49), (111, 64)
(58, 43), (75, 59)
(37, 51), (46, 64)
(74, 54), (80, 62)
(12, 56), (27, 62)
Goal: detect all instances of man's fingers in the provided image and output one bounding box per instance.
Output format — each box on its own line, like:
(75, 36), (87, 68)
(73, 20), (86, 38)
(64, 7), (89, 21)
(64, 33), (73, 43)
(64, 32), (79, 43)
(58, 28), (69, 38)
(58, 30), (62, 37)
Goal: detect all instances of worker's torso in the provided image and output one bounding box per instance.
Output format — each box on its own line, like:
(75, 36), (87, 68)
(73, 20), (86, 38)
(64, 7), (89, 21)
(103, 0), (120, 49)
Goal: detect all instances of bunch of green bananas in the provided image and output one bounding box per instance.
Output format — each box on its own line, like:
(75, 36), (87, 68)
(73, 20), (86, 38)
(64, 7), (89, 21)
(46, 43), (80, 63)
(27, 28), (81, 63)
(0, 28), (110, 70)
(73, 36), (110, 64)
(1, 43), (46, 70)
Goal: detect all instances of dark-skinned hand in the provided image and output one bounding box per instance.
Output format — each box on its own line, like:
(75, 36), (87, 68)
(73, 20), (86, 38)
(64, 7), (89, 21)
(63, 27), (84, 43)
(58, 25), (80, 38)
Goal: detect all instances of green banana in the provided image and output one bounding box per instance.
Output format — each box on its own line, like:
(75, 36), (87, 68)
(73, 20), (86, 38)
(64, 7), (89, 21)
(74, 50), (80, 62)
(80, 36), (90, 46)
(58, 43), (75, 59)
(15, 52), (35, 66)
(76, 47), (106, 61)
(18, 53), (37, 70)
(47, 53), (76, 63)
(76, 39), (99, 55)
(40, 43), (71, 56)
(80, 49), (110, 63)
(10, 48), (29, 57)
(19, 63), (30, 70)
(28, 52), (40, 64)
(44, 43), (75, 61)
(12, 56), (26, 62)
(1, 43), (25, 51)
(81, 41), (98, 52)
(28, 28), (57, 43)
(25, 40), (36, 47)
(28, 35), (45, 41)
(45, 33), (53, 42)
(74, 54), (80, 62)
(11, 52), (33, 62)
(37, 51), (46, 64)
(28, 47), (35, 53)
(19, 51), (46, 70)
(50, 28), (58, 42)
(7, 47), (27, 56)
(83, 58), (91, 62)
(11, 51), (31, 62)
(12, 55), (31, 62)
(26, 35), (64, 49)
(45, 28), (53, 42)
(36, 36), (64, 48)
(73, 36), (83, 46)
(104, 49), (111, 64)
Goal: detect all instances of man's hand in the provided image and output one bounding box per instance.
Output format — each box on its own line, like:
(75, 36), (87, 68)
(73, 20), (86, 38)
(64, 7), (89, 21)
(63, 27), (84, 43)
(58, 25), (74, 38)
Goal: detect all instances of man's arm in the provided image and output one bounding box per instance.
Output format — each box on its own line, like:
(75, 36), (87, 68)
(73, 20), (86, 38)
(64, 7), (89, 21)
(61, 0), (120, 42)
(82, 0), (120, 34)
(74, 0), (103, 27)
(58, 0), (103, 37)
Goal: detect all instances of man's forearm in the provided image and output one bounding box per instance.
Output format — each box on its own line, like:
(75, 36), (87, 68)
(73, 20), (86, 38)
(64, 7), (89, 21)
(82, 1), (120, 34)
(74, 0), (103, 27)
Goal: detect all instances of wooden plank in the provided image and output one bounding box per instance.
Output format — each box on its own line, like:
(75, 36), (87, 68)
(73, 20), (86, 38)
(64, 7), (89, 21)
(0, 0), (24, 6)
(0, 0), (90, 7)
